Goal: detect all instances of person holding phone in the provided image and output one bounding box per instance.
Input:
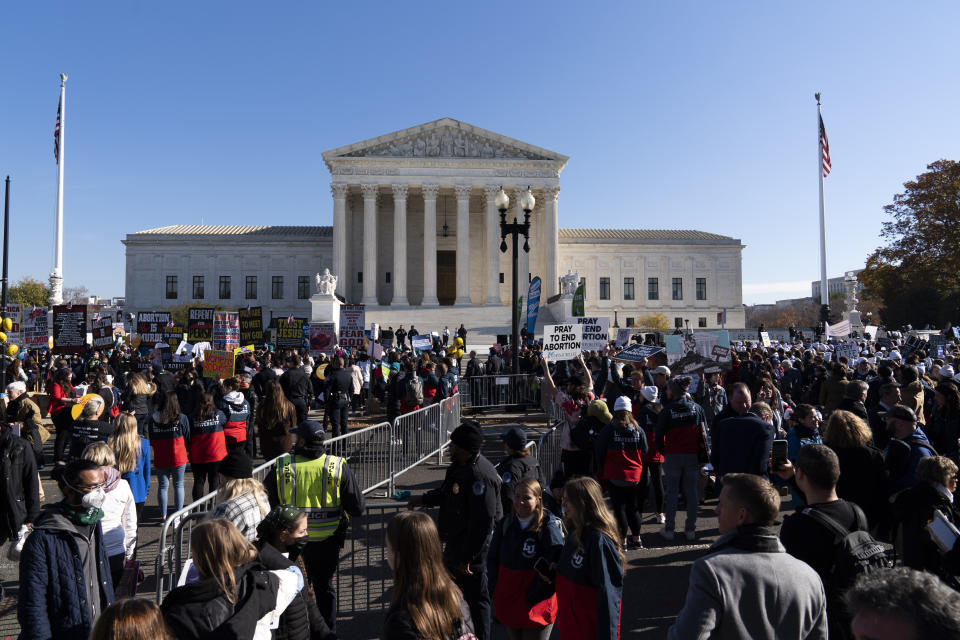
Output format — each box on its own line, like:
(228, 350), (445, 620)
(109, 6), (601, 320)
(487, 479), (565, 640)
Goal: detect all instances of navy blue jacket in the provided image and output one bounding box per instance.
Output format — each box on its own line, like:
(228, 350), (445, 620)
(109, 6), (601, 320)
(555, 528), (623, 640)
(711, 413), (775, 478)
(18, 505), (115, 640)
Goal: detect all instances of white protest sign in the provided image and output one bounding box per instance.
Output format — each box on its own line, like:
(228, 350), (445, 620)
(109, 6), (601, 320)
(835, 344), (860, 362)
(616, 327), (631, 347)
(541, 324), (583, 362)
(575, 317), (610, 351)
(759, 331), (771, 348)
(412, 335), (433, 351)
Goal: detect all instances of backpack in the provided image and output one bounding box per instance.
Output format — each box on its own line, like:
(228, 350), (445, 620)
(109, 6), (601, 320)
(802, 505), (889, 597)
(406, 375), (424, 406)
(569, 413), (600, 451)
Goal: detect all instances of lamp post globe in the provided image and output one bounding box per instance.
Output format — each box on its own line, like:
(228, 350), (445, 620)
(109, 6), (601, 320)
(494, 187), (510, 212)
(520, 186), (536, 213)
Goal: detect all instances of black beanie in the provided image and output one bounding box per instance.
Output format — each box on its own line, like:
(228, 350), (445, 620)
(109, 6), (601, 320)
(450, 420), (483, 454)
(219, 449), (253, 479)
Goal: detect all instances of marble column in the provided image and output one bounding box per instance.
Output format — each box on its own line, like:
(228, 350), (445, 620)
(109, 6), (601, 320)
(360, 184), (379, 305)
(543, 186), (560, 299)
(391, 184), (409, 305)
(484, 185), (501, 305)
(331, 183), (349, 297)
(515, 186), (530, 293)
(421, 184), (439, 306)
(455, 185), (472, 305)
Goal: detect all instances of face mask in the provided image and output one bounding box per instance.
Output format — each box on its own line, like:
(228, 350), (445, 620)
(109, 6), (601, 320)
(80, 487), (106, 510)
(289, 534), (309, 552)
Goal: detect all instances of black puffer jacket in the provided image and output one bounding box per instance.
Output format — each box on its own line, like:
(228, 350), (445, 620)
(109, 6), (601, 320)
(255, 543), (336, 640)
(161, 561), (279, 640)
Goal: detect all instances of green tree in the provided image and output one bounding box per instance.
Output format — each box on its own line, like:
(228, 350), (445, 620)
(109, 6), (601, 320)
(9, 277), (50, 308)
(859, 159), (960, 328)
(637, 312), (670, 331)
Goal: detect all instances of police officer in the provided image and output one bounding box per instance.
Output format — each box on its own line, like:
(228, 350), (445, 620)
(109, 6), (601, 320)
(496, 426), (541, 517)
(264, 420), (364, 633)
(408, 420), (502, 640)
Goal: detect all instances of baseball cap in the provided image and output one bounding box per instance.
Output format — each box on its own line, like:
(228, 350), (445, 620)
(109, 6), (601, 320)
(500, 426), (528, 451)
(652, 366), (671, 376)
(291, 420), (325, 442)
(883, 404), (917, 423)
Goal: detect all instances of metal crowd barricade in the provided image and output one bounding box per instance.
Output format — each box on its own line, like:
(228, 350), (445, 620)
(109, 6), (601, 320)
(536, 420), (565, 485)
(324, 420), (394, 497)
(336, 501), (407, 615)
(461, 373), (543, 410)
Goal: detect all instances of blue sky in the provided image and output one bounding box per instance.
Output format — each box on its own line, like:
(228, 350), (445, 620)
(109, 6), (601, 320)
(3, 1), (958, 305)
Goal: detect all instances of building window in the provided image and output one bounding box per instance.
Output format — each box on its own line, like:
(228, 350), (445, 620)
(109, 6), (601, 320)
(696, 277), (707, 300)
(626, 317), (635, 327)
(648, 277), (659, 300)
(358, 271), (363, 283)
(698, 317), (707, 328)
(623, 277), (635, 301)
(297, 276), (309, 299)
(165, 275), (178, 300)
(499, 272), (504, 284)
(192, 275), (204, 299)
(272, 276), (283, 299)
(245, 276), (257, 299)
(599, 277), (610, 300)
(672, 277), (683, 300)
(385, 272), (391, 284)
(675, 317), (683, 328)
(219, 276), (231, 299)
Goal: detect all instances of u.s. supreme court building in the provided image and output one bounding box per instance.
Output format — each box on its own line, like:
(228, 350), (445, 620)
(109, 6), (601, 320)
(124, 118), (746, 343)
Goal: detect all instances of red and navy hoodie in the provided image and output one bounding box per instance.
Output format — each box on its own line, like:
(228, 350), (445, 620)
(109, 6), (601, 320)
(555, 528), (623, 640)
(595, 419), (647, 483)
(654, 395), (707, 456)
(219, 391), (250, 446)
(149, 411), (190, 469)
(188, 410), (227, 464)
(487, 513), (565, 629)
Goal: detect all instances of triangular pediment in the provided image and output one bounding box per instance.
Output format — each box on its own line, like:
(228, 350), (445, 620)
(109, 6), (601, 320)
(322, 118), (568, 163)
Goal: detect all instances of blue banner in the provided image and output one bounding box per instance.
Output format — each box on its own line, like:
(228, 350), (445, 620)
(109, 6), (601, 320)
(526, 277), (541, 336)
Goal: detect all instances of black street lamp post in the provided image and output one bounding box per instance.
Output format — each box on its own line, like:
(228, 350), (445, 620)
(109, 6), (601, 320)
(496, 186), (534, 375)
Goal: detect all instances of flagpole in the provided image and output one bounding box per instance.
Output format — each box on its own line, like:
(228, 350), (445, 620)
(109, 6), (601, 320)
(49, 73), (67, 306)
(816, 93), (828, 308)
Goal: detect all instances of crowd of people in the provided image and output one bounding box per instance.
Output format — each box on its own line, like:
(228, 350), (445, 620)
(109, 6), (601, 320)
(3, 327), (960, 638)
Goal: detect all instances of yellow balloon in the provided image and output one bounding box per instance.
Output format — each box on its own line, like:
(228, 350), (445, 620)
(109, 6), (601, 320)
(1, 318), (11, 332)
(455, 349), (464, 359)
(0, 332), (7, 344)
(6, 344), (17, 356)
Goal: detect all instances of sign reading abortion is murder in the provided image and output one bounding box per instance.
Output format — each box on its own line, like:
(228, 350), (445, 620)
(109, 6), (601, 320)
(576, 317), (610, 351)
(541, 324), (583, 362)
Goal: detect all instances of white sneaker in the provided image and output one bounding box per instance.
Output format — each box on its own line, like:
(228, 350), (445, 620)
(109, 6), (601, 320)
(656, 513), (666, 524)
(685, 530), (697, 541)
(658, 527), (674, 541)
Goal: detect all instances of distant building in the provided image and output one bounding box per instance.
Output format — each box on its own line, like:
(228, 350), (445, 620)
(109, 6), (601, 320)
(811, 269), (864, 300)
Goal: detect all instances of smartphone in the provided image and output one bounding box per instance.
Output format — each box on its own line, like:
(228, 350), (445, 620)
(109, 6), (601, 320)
(772, 440), (788, 465)
(533, 557), (555, 581)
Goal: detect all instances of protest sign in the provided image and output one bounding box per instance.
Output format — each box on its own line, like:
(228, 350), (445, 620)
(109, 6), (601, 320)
(187, 308), (215, 342)
(928, 334), (947, 354)
(616, 328), (632, 347)
(370, 343), (383, 360)
(137, 311), (170, 345)
(338, 304), (366, 349)
(162, 324), (188, 369)
(614, 343), (665, 363)
(239, 306), (264, 345)
(863, 325), (879, 340)
(665, 330), (732, 375)
(835, 344), (860, 362)
(273, 317), (307, 349)
(92, 317), (114, 348)
(213, 312), (240, 351)
(3, 304), (21, 346)
(541, 324), (583, 362)
(202, 350), (235, 379)
(412, 335), (432, 352)
(572, 283), (585, 317)
(759, 331), (771, 348)
(526, 277), (541, 335)
(576, 317), (610, 351)
(23, 307), (48, 347)
(53, 305), (87, 353)
(309, 322), (337, 356)
(826, 319), (851, 338)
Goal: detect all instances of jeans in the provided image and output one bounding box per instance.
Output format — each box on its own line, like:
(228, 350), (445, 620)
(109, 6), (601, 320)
(191, 461), (220, 501)
(608, 482), (643, 538)
(663, 453), (699, 533)
(156, 464), (186, 518)
(52, 410), (73, 463)
(641, 461), (665, 514)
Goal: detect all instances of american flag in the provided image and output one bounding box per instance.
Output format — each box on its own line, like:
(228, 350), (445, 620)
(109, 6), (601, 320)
(54, 99), (62, 163)
(819, 115), (831, 177)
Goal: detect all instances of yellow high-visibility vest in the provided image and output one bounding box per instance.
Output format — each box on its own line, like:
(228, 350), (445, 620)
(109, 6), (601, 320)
(276, 453), (345, 540)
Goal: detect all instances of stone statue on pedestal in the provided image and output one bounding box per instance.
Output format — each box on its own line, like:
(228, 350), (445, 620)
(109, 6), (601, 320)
(560, 271), (579, 296)
(315, 269), (337, 297)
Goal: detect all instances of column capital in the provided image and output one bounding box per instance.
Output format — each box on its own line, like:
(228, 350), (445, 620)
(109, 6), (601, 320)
(421, 183), (440, 200)
(454, 184), (473, 201)
(360, 184), (380, 200)
(391, 183), (409, 200)
(483, 184), (501, 197)
(330, 183), (349, 199)
(543, 185), (561, 200)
